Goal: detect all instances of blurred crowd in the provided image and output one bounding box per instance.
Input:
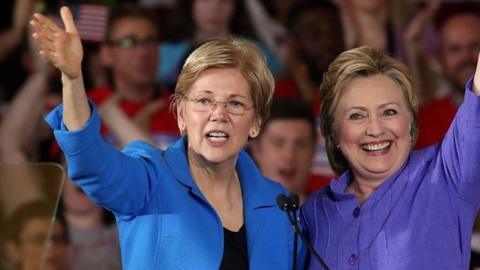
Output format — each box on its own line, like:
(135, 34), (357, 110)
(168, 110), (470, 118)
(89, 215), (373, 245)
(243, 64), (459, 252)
(0, 0), (479, 269)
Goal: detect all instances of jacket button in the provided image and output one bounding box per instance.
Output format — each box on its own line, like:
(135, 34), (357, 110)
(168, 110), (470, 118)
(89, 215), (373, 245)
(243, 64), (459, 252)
(348, 254), (357, 265)
(353, 207), (360, 218)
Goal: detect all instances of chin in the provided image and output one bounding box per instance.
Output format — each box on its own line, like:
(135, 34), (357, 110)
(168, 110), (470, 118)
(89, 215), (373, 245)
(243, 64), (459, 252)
(200, 150), (234, 164)
(204, 155), (228, 164)
(361, 164), (398, 179)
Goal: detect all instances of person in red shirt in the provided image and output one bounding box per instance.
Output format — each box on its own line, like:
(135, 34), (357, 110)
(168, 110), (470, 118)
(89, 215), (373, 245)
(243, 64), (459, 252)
(409, 3), (480, 148)
(90, 4), (179, 149)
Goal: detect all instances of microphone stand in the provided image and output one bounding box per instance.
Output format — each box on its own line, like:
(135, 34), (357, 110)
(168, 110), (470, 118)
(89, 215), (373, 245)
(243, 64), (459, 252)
(288, 195), (299, 270)
(277, 194), (330, 270)
(277, 195), (297, 269)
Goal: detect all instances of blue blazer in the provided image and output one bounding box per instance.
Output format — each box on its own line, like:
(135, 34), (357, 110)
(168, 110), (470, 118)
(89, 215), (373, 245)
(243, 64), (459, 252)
(46, 105), (305, 269)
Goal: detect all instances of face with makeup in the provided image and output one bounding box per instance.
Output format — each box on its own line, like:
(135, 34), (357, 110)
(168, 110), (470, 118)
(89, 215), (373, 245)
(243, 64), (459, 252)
(177, 68), (260, 165)
(334, 74), (413, 183)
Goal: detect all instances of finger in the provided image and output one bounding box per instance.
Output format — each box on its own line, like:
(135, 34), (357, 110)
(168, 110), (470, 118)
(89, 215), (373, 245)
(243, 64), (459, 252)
(30, 18), (47, 35)
(32, 32), (56, 53)
(31, 18), (60, 44)
(60, 6), (78, 34)
(39, 49), (57, 64)
(33, 13), (60, 33)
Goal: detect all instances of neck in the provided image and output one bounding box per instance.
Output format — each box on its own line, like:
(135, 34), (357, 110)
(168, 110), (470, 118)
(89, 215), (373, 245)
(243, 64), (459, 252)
(347, 177), (384, 204)
(113, 76), (154, 103)
(188, 148), (239, 197)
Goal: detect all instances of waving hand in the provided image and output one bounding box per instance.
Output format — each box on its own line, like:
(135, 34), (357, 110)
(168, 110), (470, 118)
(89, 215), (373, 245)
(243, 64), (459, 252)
(30, 7), (83, 79)
(30, 6), (90, 131)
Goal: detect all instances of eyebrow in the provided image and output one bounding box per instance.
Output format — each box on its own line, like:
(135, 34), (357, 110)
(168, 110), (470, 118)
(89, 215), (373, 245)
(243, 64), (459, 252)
(193, 90), (248, 99)
(345, 102), (401, 111)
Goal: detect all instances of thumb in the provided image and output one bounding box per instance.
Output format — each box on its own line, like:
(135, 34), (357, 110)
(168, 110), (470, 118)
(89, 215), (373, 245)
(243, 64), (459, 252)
(60, 6), (77, 34)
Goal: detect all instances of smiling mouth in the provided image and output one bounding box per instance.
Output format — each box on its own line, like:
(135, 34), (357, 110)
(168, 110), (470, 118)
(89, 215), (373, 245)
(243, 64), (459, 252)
(206, 131), (229, 143)
(361, 141), (391, 152)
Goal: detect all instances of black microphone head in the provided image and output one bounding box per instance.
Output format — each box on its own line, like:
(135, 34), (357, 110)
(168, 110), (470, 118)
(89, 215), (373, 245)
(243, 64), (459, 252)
(288, 194), (300, 211)
(276, 194), (290, 212)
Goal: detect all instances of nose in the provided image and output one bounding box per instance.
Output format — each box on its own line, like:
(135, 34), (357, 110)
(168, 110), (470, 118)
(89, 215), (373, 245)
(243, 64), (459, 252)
(209, 101), (229, 122)
(135, 43), (156, 58)
(279, 143), (296, 163)
(365, 116), (384, 137)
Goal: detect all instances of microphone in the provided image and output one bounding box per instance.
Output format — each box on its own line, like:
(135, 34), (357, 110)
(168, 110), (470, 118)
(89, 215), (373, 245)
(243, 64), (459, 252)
(276, 194), (290, 212)
(278, 194), (299, 270)
(276, 194), (330, 270)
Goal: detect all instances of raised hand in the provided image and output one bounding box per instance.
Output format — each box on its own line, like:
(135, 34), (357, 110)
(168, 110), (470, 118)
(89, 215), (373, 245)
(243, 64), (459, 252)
(30, 7), (83, 79)
(404, 3), (440, 44)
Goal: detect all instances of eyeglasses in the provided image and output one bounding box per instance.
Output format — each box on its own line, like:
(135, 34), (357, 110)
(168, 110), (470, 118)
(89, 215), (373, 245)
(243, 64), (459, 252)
(183, 96), (254, 115)
(108, 36), (158, 49)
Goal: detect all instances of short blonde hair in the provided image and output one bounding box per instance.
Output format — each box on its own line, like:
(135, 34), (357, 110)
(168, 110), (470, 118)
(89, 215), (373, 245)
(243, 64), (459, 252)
(320, 46), (419, 175)
(171, 38), (275, 122)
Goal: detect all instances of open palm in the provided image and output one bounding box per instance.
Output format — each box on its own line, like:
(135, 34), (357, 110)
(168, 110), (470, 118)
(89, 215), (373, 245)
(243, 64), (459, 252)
(30, 7), (83, 79)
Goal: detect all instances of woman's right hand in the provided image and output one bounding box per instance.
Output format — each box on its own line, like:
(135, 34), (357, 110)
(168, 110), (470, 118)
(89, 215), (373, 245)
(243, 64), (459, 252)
(30, 6), (83, 79)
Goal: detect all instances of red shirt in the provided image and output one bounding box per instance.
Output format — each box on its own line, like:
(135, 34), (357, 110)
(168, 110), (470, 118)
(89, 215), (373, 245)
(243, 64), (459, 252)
(416, 96), (457, 149)
(88, 85), (180, 149)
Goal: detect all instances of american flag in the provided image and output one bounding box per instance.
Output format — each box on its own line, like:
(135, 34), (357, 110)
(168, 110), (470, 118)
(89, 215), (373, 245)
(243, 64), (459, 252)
(70, 4), (109, 42)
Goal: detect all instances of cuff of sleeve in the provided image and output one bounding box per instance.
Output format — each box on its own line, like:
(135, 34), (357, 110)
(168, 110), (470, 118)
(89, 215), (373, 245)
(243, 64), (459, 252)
(462, 76), (480, 124)
(44, 100), (102, 156)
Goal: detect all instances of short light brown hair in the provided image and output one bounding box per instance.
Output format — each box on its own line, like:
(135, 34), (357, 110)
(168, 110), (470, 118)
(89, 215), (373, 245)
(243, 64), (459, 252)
(105, 4), (159, 42)
(320, 46), (419, 175)
(171, 38), (275, 122)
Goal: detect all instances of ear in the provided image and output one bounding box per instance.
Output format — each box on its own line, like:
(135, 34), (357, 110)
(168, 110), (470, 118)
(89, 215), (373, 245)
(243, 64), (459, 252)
(100, 44), (113, 67)
(176, 100), (186, 135)
(249, 118), (262, 139)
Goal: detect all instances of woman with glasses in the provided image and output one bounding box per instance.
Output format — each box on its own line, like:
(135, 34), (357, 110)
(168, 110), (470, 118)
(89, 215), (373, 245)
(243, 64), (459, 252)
(31, 7), (304, 270)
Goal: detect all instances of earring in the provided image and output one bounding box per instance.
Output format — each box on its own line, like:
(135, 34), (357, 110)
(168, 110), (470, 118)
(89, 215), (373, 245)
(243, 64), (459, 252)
(336, 144), (341, 149)
(250, 130), (257, 138)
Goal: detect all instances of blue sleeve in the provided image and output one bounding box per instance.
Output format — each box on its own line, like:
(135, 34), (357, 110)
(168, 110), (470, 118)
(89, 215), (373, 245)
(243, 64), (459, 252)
(438, 77), (480, 205)
(45, 102), (167, 215)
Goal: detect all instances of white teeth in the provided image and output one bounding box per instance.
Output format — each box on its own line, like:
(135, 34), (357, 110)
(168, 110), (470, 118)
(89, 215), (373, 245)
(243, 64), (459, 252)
(208, 136), (227, 143)
(207, 131), (228, 143)
(208, 132), (227, 138)
(362, 142), (391, 151)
